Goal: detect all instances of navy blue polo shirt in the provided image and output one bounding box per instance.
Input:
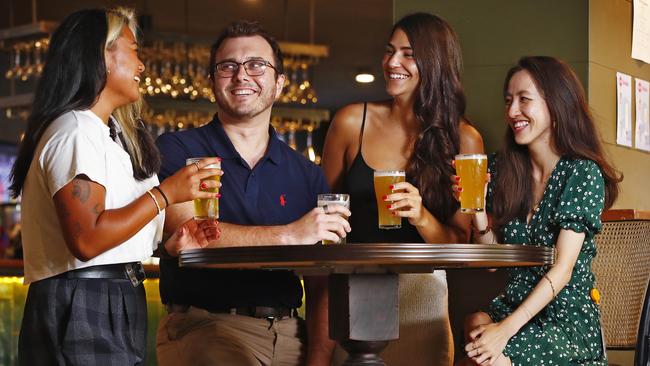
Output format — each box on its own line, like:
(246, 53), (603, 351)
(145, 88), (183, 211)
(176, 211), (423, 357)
(156, 116), (329, 309)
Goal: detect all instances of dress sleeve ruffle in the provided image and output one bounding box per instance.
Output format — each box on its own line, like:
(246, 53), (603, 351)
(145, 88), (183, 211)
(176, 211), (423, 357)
(551, 159), (605, 237)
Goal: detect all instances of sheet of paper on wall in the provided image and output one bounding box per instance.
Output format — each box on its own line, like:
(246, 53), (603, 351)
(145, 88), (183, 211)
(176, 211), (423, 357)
(632, 0), (650, 64)
(617, 72), (633, 147)
(635, 78), (650, 151)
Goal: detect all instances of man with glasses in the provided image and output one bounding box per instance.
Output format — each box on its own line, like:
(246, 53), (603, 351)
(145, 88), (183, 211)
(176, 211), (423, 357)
(155, 21), (349, 366)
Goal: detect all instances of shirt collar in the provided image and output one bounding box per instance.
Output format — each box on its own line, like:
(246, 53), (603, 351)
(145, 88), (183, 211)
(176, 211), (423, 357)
(77, 109), (112, 140)
(209, 114), (283, 167)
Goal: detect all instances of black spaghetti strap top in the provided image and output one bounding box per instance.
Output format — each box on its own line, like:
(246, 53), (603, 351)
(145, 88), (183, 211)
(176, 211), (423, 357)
(343, 103), (424, 244)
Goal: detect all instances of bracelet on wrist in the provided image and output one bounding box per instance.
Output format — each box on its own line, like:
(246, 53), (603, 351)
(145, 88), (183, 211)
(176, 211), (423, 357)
(152, 186), (169, 208)
(543, 273), (556, 298)
(145, 189), (162, 214)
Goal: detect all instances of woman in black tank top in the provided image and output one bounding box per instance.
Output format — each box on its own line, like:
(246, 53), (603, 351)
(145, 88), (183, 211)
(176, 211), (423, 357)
(343, 102), (424, 243)
(322, 13), (485, 366)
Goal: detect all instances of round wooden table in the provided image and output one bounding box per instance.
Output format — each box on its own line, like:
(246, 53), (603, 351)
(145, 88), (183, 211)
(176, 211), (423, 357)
(180, 243), (554, 366)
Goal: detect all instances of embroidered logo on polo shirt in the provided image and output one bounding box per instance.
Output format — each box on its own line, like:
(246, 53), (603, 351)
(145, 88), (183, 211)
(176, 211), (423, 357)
(280, 194), (286, 206)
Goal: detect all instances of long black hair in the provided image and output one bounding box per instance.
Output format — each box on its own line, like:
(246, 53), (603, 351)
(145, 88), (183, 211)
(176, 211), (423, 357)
(492, 56), (622, 228)
(396, 13), (467, 223)
(10, 8), (159, 198)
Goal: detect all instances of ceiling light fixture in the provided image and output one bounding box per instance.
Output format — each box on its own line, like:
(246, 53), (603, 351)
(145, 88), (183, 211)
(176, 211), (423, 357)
(355, 72), (375, 84)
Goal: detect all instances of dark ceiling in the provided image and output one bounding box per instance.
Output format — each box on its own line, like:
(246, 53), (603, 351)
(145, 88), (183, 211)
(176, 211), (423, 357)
(0, 0), (394, 111)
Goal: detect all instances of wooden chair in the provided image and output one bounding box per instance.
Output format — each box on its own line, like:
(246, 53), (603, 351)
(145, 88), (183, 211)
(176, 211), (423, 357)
(592, 210), (650, 366)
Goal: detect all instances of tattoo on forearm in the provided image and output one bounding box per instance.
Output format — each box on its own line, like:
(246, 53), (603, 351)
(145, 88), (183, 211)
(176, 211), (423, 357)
(93, 203), (104, 217)
(71, 179), (90, 203)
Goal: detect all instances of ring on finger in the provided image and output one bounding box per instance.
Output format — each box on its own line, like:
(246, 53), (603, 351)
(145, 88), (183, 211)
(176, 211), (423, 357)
(194, 162), (201, 171)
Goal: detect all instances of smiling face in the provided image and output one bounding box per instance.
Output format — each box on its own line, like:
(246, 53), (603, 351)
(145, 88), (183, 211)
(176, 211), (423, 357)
(505, 70), (553, 148)
(211, 35), (285, 121)
(382, 28), (420, 98)
(104, 26), (144, 106)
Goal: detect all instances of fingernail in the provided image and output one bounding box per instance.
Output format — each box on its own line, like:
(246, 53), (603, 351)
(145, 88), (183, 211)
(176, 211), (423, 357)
(382, 195), (387, 200)
(216, 157), (222, 161)
(216, 193), (222, 198)
(455, 176), (461, 182)
(386, 204), (392, 209)
(458, 187), (463, 192)
(389, 185), (394, 190)
(200, 182), (207, 189)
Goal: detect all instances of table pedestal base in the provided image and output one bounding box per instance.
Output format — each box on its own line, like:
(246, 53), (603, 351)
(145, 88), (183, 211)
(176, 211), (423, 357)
(329, 274), (399, 366)
(339, 340), (389, 366)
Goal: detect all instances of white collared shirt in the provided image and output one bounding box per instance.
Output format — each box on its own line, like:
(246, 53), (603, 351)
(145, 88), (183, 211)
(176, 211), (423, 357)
(21, 109), (164, 284)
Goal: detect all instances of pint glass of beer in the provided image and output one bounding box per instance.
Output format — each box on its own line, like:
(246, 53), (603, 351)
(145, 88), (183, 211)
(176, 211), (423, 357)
(454, 154), (487, 213)
(186, 157), (221, 220)
(317, 193), (350, 244)
(373, 170), (405, 229)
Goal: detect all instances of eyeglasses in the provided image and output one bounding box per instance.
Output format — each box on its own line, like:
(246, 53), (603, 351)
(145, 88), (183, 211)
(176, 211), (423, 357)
(214, 59), (278, 77)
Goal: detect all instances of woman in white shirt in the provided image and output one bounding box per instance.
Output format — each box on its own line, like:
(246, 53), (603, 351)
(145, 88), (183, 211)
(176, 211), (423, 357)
(10, 8), (220, 365)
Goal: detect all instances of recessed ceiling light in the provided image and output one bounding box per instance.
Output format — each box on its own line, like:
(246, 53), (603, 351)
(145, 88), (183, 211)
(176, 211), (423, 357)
(355, 73), (375, 83)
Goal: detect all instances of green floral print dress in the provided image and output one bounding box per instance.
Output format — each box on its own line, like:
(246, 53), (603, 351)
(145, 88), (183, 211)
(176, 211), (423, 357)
(486, 155), (607, 366)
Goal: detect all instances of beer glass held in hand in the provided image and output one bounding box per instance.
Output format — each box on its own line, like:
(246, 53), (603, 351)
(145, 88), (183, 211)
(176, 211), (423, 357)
(373, 170), (405, 229)
(186, 157), (221, 220)
(317, 194), (350, 244)
(454, 154), (487, 213)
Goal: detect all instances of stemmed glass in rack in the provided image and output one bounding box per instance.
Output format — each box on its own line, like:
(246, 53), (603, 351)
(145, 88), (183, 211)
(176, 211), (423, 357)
(4, 39), (49, 81)
(303, 122), (317, 162)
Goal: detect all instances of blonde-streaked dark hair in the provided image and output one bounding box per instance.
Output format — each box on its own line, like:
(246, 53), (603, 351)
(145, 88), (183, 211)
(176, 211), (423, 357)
(10, 7), (158, 197)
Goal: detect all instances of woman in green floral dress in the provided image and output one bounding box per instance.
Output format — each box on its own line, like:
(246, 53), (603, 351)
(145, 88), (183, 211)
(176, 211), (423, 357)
(455, 56), (622, 366)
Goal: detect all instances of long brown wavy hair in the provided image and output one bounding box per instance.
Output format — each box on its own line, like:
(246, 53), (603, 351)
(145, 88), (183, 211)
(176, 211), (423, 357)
(396, 13), (467, 224)
(492, 56), (622, 228)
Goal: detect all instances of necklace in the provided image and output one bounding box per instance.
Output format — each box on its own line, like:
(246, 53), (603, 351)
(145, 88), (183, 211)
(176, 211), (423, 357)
(530, 176), (550, 213)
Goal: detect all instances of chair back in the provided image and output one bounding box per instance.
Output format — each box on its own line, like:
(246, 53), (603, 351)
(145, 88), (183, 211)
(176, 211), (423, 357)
(634, 277), (650, 366)
(592, 216), (650, 349)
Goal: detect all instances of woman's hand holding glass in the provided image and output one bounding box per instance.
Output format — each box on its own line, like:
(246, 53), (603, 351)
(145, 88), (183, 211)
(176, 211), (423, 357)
(451, 161), (492, 241)
(450, 159), (491, 208)
(384, 181), (428, 227)
(159, 157), (222, 206)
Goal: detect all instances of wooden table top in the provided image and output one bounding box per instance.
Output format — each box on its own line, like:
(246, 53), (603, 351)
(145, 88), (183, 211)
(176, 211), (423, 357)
(180, 243), (555, 275)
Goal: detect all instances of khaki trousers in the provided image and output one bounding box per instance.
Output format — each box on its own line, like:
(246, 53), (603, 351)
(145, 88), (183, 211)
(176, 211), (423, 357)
(156, 306), (306, 366)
